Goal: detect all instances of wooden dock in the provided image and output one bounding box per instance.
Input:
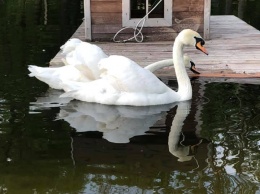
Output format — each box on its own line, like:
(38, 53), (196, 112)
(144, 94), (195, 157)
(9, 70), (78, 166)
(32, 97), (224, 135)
(50, 15), (260, 79)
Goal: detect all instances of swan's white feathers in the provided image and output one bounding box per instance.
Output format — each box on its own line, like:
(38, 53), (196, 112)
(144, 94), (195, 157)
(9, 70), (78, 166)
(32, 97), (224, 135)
(65, 42), (108, 79)
(28, 65), (91, 90)
(59, 29), (208, 106)
(30, 29), (206, 106)
(60, 38), (82, 55)
(61, 55), (179, 106)
(28, 39), (108, 90)
(98, 55), (170, 94)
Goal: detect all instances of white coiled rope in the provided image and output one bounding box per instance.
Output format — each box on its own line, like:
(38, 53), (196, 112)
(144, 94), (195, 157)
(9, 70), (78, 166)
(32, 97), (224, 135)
(113, 0), (162, 43)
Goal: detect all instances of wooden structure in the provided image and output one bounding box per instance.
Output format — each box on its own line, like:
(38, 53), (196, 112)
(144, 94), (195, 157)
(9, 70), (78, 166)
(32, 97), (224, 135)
(84, 0), (211, 41)
(50, 15), (260, 78)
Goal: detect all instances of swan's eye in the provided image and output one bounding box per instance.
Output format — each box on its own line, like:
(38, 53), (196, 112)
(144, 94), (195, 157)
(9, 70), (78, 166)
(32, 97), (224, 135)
(194, 37), (205, 45)
(194, 37), (208, 55)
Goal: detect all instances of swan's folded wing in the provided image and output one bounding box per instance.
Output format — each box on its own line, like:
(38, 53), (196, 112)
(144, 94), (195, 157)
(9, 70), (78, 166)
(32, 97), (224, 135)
(98, 55), (171, 94)
(60, 38), (82, 55)
(60, 79), (121, 105)
(28, 65), (91, 90)
(60, 55), (179, 106)
(60, 77), (179, 106)
(73, 42), (108, 79)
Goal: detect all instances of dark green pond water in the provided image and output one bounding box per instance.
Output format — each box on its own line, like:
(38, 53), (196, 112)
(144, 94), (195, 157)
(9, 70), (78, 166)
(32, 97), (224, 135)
(0, 0), (260, 193)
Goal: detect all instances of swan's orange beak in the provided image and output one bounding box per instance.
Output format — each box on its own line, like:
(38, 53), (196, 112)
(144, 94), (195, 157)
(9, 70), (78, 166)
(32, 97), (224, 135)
(196, 42), (208, 55)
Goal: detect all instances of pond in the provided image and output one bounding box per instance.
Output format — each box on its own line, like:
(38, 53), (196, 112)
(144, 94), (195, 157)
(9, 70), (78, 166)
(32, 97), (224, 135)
(0, 0), (260, 193)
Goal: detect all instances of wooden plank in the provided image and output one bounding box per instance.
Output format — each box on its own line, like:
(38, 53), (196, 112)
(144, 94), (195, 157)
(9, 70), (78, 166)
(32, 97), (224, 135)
(173, 11), (203, 24)
(91, 24), (203, 34)
(91, 0), (120, 1)
(91, 1), (122, 13)
(174, 11), (203, 19)
(92, 25), (176, 34)
(90, 0), (204, 41)
(92, 32), (178, 42)
(49, 15), (260, 78)
(173, 0), (204, 12)
(84, 0), (91, 40)
(91, 13), (122, 25)
(194, 73), (260, 78)
(204, 0), (211, 39)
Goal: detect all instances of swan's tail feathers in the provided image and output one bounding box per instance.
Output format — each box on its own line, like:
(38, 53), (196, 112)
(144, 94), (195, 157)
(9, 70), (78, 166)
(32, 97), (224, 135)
(28, 65), (64, 90)
(28, 65), (44, 77)
(60, 38), (82, 55)
(28, 65), (55, 78)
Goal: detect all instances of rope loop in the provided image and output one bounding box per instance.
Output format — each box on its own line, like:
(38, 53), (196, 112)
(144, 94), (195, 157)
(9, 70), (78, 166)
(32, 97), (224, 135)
(113, 0), (162, 43)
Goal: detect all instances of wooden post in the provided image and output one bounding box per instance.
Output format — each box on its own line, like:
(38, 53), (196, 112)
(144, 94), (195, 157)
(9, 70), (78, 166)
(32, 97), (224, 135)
(204, 0), (211, 40)
(84, 0), (91, 41)
(238, 0), (246, 19)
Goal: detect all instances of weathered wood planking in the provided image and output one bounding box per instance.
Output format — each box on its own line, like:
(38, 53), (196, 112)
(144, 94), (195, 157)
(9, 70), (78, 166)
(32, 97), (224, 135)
(86, 0), (205, 41)
(203, 0), (211, 39)
(50, 15), (260, 79)
(84, 0), (91, 40)
(91, 1), (122, 13)
(173, 0), (204, 12)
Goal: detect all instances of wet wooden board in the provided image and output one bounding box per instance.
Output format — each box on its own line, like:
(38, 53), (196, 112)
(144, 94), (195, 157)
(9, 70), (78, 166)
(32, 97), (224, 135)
(50, 15), (260, 79)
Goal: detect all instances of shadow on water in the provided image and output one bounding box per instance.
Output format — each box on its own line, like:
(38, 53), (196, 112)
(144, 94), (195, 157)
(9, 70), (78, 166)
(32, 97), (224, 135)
(0, 0), (260, 193)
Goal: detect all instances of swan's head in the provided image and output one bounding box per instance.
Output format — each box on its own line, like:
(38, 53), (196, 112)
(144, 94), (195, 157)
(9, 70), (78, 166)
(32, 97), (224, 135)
(183, 54), (200, 74)
(177, 29), (208, 55)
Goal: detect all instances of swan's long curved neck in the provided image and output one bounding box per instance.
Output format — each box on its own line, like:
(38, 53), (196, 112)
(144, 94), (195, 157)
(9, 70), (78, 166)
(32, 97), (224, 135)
(168, 101), (192, 160)
(144, 59), (173, 72)
(173, 39), (192, 101)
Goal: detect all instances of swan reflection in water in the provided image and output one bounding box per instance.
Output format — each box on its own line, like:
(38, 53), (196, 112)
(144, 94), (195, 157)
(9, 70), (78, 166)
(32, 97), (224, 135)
(31, 89), (201, 162)
(58, 101), (172, 144)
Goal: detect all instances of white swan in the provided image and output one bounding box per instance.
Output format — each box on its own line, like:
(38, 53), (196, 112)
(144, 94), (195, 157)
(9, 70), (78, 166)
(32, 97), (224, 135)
(28, 56), (197, 89)
(28, 39), (199, 90)
(28, 54), (198, 90)
(60, 29), (208, 106)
